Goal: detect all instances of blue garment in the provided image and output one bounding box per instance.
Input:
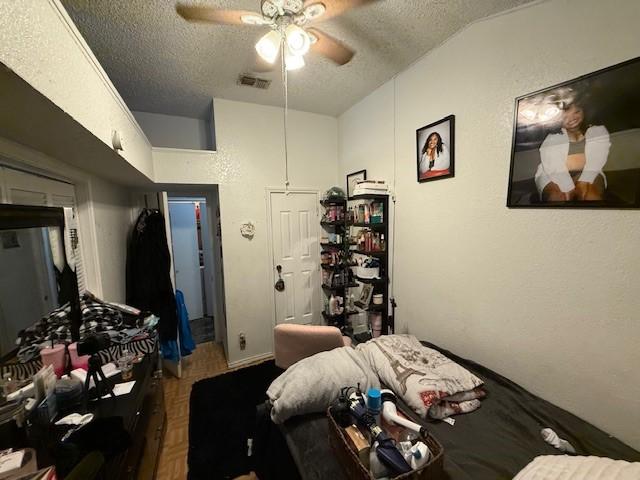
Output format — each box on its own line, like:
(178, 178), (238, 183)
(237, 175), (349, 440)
(160, 290), (196, 361)
(176, 290), (196, 356)
(161, 340), (180, 362)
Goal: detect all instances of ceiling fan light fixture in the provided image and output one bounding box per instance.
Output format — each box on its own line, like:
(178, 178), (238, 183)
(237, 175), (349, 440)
(283, 0), (304, 13)
(262, 1), (279, 18)
(256, 29), (281, 64)
(285, 24), (311, 56)
(241, 13), (268, 25)
(284, 46), (305, 71)
(303, 3), (326, 21)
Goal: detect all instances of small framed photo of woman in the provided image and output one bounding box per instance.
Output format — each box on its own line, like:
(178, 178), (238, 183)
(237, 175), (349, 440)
(507, 56), (640, 208)
(416, 115), (455, 183)
(347, 170), (367, 199)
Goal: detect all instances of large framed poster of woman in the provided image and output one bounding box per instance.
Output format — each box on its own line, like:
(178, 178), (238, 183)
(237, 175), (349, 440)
(416, 115), (455, 183)
(507, 56), (640, 208)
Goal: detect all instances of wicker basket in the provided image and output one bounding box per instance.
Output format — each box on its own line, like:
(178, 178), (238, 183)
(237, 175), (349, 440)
(327, 406), (445, 480)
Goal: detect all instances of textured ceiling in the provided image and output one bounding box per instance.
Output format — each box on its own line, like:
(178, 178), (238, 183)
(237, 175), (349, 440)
(61, 0), (534, 118)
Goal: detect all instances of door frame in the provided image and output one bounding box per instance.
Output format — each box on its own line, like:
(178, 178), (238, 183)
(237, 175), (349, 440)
(265, 187), (322, 343)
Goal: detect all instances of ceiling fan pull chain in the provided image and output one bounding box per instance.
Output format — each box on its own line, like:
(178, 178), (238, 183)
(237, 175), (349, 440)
(281, 36), (290, 191)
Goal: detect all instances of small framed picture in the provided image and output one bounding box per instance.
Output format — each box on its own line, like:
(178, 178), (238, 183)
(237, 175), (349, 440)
(346, 170), (367, 199)
(416, 115), (455, 183)
(356, 283), (374, 308)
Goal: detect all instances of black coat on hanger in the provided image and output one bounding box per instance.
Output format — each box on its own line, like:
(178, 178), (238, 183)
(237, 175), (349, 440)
(126, 208), (178, 341)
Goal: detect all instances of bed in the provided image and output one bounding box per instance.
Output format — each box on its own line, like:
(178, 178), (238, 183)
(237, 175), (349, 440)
(273, 341), (640, 480)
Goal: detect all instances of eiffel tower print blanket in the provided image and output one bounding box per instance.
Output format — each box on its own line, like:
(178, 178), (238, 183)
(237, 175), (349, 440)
(357, 335), (486, 420)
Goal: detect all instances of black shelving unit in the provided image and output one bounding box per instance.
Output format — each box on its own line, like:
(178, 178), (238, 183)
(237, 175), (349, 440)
(320, 193), (391, 337)
(319, 198), (354, 329)
(321, 242), (344, 249)
(352, 249), (387, 256)
(322, 283), (358, 294)
(355, 275), (387, 284)
(348, 193), (392, 336)
(351, 222), (385, 228)
(321, 310), (359, 324)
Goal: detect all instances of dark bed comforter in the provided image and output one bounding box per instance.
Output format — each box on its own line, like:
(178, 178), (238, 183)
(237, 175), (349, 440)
(279, 341), (640, 480)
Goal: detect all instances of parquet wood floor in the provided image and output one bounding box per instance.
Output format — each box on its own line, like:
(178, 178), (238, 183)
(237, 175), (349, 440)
(155, 341), (263, 480)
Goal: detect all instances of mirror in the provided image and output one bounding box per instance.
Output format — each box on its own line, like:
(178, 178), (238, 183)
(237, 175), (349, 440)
(0, 227), (60, 357)
(0, 204), (81, 364)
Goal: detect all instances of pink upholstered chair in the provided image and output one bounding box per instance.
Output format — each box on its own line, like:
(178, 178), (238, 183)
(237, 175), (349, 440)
(274, 324), (352, 369)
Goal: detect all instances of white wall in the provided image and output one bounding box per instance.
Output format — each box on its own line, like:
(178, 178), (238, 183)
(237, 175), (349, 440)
(90, 177), (132, 302)
(338, 0), (640, 449)
(133, 111), (215, 151)
(0, 0), (154, 179)
(155, 98), (339, 365)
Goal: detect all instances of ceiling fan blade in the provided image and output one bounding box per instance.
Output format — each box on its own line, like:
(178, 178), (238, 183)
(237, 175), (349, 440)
(304, 0), (380, 22)
(307, 28), (355, 65)
(176, 4), (262, 25)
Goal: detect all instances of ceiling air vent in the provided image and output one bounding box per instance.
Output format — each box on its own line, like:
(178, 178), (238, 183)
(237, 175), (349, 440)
(237, 74), (271, 90)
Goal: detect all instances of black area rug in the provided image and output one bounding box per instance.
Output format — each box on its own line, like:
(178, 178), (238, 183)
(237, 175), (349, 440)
(188, 360), (300, 480)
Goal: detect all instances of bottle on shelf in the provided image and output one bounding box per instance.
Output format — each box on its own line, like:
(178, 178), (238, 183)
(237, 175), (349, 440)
(329, 294), (337, 315)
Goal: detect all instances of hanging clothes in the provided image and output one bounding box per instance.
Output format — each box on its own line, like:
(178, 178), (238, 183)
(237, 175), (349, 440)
(126, 209), (178, 341)
(176, 290), (195, 356)
(162, 290), (196, 361)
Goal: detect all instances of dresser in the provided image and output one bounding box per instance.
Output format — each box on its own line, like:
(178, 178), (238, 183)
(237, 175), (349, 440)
(100, 350), (167, 480)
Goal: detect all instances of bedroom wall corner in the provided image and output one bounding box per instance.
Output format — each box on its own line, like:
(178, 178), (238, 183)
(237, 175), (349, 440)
(338, 0), (640, 450)
(153, 98), (340, 366)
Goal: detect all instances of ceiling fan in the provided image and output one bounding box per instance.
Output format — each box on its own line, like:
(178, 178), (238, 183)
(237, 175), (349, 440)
(176, 0), (378, 71)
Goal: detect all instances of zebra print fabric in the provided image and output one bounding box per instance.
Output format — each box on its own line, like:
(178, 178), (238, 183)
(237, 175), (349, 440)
(1, 335), (157, 381)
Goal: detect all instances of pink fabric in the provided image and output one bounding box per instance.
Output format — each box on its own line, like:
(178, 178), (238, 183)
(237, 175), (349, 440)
(274, 324), (351, 369)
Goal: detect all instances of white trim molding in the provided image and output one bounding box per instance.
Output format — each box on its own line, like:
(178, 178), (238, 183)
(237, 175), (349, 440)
(47, 0), (152, 150)
(227, 352), (274, 370)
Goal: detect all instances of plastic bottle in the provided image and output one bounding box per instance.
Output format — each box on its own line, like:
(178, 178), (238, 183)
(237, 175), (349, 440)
(329, 294), (337, 316)
(408, 442), (430, 470)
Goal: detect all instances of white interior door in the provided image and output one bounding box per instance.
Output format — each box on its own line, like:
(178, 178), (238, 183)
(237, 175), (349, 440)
(270, 191), (320, 325)
(168, 202), (204, 320)
(206, 189), (227, 349)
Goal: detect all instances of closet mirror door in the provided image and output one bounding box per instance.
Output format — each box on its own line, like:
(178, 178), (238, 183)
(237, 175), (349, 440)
(0, 226), (59, 356)
(1, 167), (86, 293)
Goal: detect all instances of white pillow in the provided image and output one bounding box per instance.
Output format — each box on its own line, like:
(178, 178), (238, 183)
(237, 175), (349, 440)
(267, 346), (380, 424)
(513, 455), (640, 480)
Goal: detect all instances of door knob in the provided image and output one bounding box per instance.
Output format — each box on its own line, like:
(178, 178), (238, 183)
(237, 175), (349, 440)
(274, 265), (285, 292)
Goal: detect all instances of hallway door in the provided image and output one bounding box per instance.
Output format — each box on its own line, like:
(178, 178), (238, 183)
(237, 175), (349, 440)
(168, 202), (204, 320)
(269, 191), (320, 325)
